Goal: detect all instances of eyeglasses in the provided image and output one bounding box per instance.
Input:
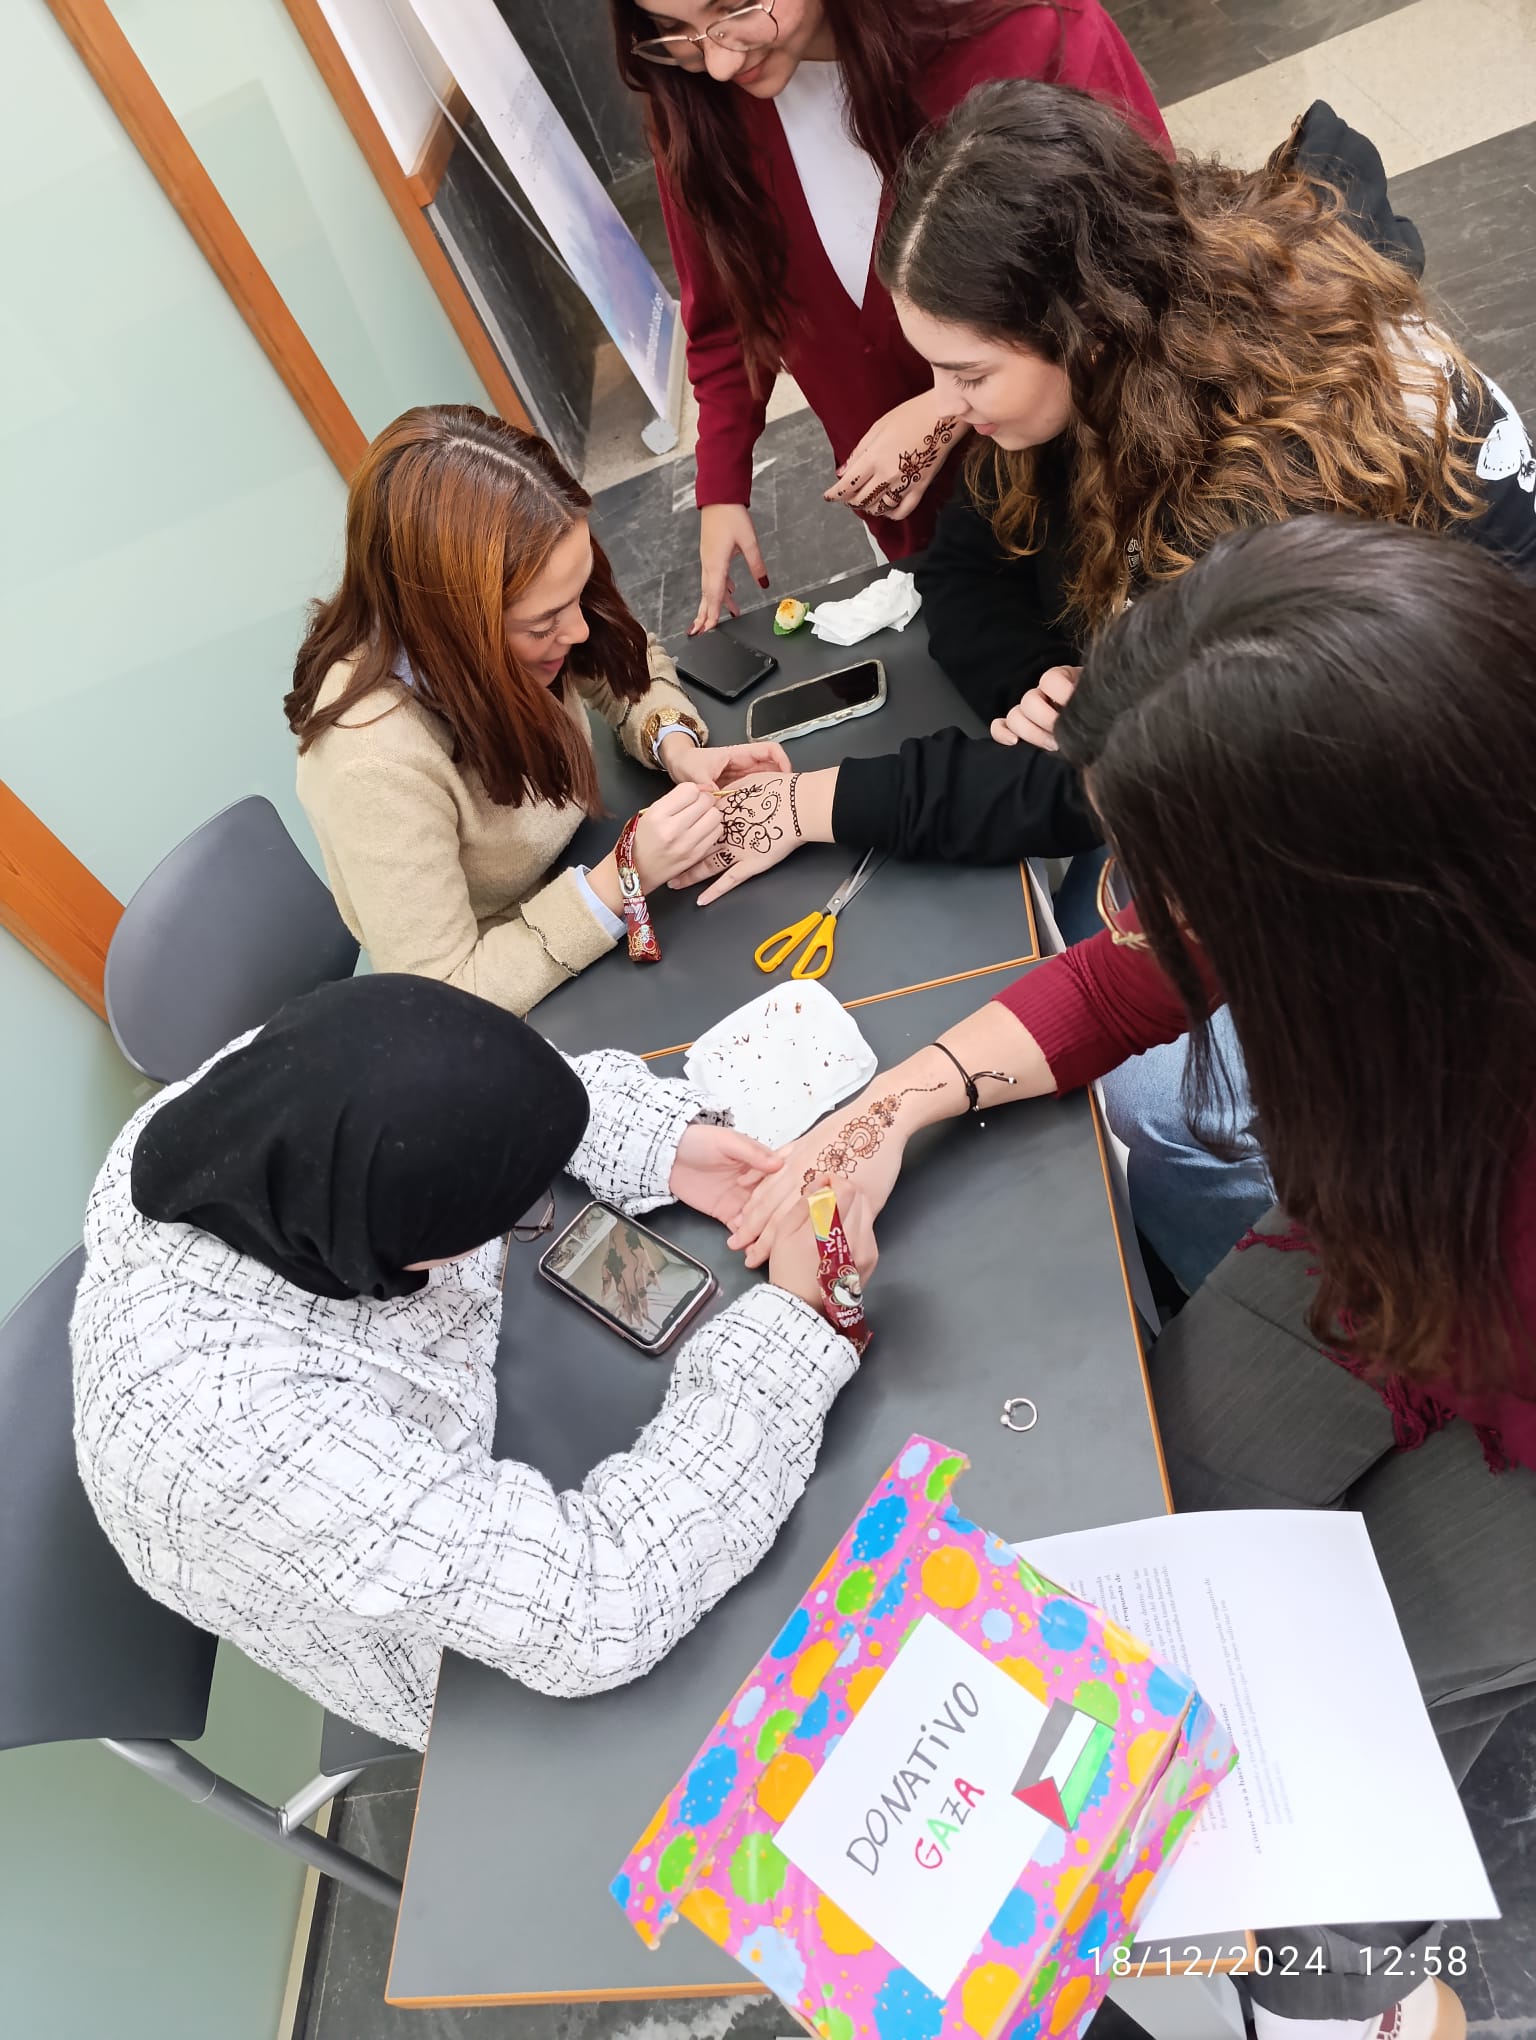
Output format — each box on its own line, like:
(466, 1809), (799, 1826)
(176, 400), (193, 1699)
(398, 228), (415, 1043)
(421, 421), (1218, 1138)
(631, 1), (779, 68)
(1095, 856), (1150, 952)
(497, 1189), (557, 1292)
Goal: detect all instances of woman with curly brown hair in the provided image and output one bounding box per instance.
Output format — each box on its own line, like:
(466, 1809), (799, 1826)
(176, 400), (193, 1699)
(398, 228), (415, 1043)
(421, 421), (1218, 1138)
(286, 407), (785, 1017)
(678, 82), (1535, 1286)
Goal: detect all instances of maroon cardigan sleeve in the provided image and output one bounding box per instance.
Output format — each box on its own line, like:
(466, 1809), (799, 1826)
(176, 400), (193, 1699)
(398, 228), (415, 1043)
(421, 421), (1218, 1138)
(657, 174), (768, 509)
(994, 923), (1211, 1094)
(938, 6), (1170, 154)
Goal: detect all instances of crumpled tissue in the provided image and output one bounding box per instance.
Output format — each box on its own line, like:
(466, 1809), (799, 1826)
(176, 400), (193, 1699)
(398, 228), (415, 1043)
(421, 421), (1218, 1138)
(809, 569), (922, 646)
(683, 981), (877, 1149)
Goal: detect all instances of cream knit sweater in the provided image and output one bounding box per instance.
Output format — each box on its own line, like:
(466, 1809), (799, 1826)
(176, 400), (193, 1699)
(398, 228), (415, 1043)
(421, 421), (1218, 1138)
(296, 641), (704, 1017)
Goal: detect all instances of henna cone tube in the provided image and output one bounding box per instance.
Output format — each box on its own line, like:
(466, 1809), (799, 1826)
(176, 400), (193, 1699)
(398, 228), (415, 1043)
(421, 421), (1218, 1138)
(615, 812), (661, 964)
(806, 1187), (871, 1353)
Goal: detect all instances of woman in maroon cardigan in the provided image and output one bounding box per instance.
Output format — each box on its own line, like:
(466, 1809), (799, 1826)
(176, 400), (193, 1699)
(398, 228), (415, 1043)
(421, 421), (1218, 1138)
(606, 0), (1164, 629)
(731, 518), (1536, 2039)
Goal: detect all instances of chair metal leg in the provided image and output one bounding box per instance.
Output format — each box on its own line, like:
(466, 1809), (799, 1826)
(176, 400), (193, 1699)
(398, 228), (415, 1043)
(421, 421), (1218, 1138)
(102, 1737), (402, 1911)
(279, 1766), (365, 1834)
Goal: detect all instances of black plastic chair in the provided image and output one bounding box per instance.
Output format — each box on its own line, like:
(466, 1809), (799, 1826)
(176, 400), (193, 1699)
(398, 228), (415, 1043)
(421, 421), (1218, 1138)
(103, 794), (359, 1084)
(0, 1249), (401, 1908)
(100, 795), (407, 1790)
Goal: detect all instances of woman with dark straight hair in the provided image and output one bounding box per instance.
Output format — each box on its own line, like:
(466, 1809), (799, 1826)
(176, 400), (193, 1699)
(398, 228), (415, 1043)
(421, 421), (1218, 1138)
(728, 517), (1536, 2038)
(285, 406), (783, 1017)
(605, 0), (1164, 629)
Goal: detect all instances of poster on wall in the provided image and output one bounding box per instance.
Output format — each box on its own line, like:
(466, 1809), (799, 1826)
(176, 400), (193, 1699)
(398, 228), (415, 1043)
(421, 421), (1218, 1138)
(407, 0), (682, 428)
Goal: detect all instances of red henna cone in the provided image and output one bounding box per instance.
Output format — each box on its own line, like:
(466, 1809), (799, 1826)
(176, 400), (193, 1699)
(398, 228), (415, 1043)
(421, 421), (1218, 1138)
(806, 1187), (871, 1353)
(615, 813), (661, 964)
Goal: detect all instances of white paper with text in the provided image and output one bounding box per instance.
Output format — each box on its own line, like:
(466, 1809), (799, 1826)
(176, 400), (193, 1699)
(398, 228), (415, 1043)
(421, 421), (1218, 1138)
(1022, 1510), (1497, 1938)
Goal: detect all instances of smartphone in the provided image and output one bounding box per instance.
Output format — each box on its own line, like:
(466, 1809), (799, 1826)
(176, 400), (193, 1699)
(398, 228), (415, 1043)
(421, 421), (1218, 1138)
(669, 630), (779, 704)
(538, 1201), (717, 1353)
(745, 660), (887, 742)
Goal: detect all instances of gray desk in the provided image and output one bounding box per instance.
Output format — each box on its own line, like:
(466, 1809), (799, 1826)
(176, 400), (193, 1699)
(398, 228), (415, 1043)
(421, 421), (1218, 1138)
(543, 576), (1038, 1056)
(387, 970), (1167, 2008)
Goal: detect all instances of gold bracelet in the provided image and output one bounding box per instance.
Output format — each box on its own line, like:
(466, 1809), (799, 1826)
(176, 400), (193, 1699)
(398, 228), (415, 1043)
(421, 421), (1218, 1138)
(640, 708), (706, 762)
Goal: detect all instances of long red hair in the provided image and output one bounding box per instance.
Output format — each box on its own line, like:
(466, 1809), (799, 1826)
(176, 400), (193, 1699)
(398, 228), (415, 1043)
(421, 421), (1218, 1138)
(285, 407), (648, 810)
(606, 0), (1048, 389)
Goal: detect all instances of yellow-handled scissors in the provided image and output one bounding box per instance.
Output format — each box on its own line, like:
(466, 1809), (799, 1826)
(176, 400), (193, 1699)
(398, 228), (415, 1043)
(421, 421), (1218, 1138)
(753, 850), (887, 981)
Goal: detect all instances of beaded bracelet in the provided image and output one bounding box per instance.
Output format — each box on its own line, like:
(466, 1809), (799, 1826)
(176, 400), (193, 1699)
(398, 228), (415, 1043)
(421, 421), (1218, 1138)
(614, 813), (661, 964)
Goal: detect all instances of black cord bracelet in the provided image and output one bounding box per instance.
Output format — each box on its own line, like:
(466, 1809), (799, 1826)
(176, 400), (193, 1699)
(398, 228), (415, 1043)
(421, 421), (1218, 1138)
(928, 1039), (1017, 1113)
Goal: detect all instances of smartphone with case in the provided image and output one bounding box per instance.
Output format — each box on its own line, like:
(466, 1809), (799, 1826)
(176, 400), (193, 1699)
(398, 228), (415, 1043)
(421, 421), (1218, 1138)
(668, 629), (778, 704)
(538, 1201), (717, 1353)
(745, 659), (886, 742)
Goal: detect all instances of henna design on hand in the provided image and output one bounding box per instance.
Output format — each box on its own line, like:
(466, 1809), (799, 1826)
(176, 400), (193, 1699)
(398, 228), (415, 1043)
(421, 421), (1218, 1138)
(867, 417), (962, 518)
(718, 781), (784, 858)
(800, 1083), (944, 1187)
(709, 777), (799, 874)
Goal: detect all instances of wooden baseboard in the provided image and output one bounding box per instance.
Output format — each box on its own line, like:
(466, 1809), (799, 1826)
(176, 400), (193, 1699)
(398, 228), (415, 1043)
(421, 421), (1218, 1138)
(405, 84), (467, 208)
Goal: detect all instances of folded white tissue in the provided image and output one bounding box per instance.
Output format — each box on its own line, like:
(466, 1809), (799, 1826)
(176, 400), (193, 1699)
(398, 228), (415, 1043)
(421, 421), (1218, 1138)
(683, 981), (878, 1149)
(809, 569), (922, 646)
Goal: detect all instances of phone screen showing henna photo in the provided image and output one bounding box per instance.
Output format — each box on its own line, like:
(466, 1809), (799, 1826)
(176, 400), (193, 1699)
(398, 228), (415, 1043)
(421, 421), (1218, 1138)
(538, 1202), (717, 1353)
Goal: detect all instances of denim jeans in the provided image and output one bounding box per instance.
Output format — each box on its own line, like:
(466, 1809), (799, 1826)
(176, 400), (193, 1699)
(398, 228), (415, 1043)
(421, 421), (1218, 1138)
(1052, 853), (1273, 1294)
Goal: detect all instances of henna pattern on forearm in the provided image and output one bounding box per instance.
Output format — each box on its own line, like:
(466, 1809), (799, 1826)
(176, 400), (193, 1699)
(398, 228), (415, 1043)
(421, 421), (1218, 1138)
(800, 1083), (944, 1188)
(867, 417), (962, 518)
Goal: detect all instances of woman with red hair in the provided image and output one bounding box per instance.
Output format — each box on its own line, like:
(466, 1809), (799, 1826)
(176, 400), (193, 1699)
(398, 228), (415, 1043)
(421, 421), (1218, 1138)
(285, 407), (784, 1017)
(606, 0), (1164, 630)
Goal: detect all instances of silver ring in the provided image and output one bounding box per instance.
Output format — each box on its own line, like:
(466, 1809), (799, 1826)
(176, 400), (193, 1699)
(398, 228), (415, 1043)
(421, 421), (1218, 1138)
(1000, 1396), (1038, 1434)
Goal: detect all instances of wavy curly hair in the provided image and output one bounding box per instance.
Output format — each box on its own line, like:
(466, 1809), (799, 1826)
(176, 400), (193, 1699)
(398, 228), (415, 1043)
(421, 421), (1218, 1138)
(879, 80), (1483, 631)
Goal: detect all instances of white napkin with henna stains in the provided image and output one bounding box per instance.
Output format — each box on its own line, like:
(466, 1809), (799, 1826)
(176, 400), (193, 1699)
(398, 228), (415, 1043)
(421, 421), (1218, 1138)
(809, 569), (921, 646)
(684, 982), (877, 1148)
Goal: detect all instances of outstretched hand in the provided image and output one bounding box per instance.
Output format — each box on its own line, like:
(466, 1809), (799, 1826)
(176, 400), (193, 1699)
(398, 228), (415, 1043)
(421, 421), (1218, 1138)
(666, 773), (806, 901)
(669, 1123), (784, 1230)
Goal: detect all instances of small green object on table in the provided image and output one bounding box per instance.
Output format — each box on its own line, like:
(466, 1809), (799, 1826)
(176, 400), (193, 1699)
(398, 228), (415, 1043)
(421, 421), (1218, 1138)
(773, 597), (810, 636)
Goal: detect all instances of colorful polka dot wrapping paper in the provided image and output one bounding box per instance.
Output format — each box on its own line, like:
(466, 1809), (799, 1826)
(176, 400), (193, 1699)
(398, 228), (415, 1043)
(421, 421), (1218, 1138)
(611, 1435), (1238, 2040)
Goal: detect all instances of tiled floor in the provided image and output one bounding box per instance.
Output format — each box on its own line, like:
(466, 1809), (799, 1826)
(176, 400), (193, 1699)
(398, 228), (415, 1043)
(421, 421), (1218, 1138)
(297, 4), (1536, 2035)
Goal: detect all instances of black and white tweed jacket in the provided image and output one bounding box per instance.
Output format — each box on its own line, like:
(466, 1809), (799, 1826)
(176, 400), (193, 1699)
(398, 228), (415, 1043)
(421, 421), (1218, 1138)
(71, 1044), (854, 1749)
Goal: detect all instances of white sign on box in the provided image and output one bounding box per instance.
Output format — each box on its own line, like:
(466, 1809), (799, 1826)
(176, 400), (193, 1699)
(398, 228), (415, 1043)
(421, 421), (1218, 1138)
(684, 982), (877, 1148)
(776, 1616), (1057, 1999)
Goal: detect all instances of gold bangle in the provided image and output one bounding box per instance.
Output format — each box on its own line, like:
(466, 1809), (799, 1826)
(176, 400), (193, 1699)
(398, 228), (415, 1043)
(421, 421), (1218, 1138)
(640, 708), (706, 761)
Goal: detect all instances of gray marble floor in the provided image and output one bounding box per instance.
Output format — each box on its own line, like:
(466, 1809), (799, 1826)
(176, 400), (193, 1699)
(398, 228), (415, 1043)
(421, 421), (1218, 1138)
(1099, 0), (1415, 104)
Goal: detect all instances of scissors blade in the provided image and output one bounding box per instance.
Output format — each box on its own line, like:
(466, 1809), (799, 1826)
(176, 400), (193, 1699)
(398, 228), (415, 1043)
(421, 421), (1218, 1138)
(823, 849), (888, 918)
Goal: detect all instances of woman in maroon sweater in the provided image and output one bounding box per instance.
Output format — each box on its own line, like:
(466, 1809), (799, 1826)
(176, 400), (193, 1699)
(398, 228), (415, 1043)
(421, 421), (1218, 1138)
(605, 0), (1164, 628)
(734, 518), (1536, 2038)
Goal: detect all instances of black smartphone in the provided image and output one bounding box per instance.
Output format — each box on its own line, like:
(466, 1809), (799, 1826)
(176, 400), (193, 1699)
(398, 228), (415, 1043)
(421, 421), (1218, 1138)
(669, 629), (779, 704)
(538, 1201), (717, 1353)
(745, 660), (887, 742)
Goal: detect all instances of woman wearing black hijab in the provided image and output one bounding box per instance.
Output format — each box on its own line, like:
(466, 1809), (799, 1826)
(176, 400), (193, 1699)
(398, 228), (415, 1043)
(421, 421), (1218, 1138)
(71, 975), (873, 1749)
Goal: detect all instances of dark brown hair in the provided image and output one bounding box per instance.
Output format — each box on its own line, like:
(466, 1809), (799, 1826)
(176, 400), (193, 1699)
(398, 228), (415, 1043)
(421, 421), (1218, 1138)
(606, 0), (1043, 390)
(285, 407), (648, 810)
(1058, 516), (1536, 1390)
(880, 80), (1481, 631)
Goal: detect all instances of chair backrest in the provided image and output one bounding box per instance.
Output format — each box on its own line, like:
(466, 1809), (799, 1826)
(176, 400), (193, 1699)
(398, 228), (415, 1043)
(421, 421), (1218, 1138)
(104, 795), (358, 1083)
(0, 1249), (218, 1752)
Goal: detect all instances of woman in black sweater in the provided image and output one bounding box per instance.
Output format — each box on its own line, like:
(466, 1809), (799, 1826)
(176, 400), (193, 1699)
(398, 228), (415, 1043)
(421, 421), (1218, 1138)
(677, 82), (1536, 1289)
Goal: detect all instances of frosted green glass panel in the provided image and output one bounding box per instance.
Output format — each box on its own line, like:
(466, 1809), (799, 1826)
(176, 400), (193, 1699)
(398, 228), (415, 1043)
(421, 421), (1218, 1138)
(0, 12), (347, 2040)
(0, 2), (347, 894)
(116, 0), (490, 440)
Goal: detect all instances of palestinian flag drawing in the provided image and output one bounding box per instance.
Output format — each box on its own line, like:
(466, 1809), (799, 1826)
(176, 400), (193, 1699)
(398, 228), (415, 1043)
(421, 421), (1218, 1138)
(1012, 1693), (1118, 1830)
